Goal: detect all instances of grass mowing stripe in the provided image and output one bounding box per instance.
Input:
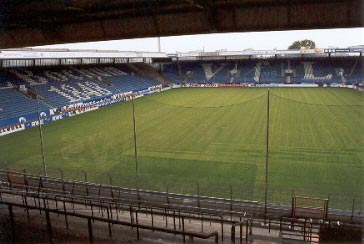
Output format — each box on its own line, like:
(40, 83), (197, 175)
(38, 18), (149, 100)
(0, 87), (362, 209)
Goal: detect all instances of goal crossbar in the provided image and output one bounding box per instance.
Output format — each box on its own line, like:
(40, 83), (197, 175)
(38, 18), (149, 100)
(292, 195), (329, 220)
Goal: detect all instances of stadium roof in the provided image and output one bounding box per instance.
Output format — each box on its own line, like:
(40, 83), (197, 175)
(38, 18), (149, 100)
(0, 48), (167, 60)
(1, 0), (363, 49)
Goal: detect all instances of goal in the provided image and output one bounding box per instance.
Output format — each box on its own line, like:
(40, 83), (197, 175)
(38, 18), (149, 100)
(291, 196), (329, 220)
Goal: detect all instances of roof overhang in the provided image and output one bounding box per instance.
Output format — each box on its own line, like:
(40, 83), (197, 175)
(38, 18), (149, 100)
(1, 0), (363, 49)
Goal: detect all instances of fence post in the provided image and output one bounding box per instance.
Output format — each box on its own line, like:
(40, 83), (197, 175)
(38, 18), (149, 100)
(291, 194), (295, 217)
(8, 205), (15, 244)
(63, 200), (69, 230)
(196, 182), (200, 211)
(107, 207), (112, 237)
(107, 173), (114, 199)
(45, 210), (53, 243)
(173, 210), (176, 232)
(303, 219), (306, 241)
(38, 177), (43, 214)
(58, 168), (66, 194)
(231, 225), (235, 243)
(182, 216), (185, 243)
(351, 197), (356, 221)
(106, 173), (112, 185)
(81, 170), (88, 182)
(325, 193), (330, 220)
(57, 168), (64, 180)
(240, 223), (243, 244)
(23, 170), (31, 222)
(166, 183), (170, 206)
(221, 218), (224, 242)
(151, 207), (154, 231)
(6, 168), (11, 189)
(136, 176), (140, 206)
(88, 219), (93, 243)
(230, 184), (233, 219)
(246, 221), (249, 244)
(136, 211), (140, 240)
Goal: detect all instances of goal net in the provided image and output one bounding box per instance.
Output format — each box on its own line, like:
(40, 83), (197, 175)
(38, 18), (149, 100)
(292, 195), (329, 220)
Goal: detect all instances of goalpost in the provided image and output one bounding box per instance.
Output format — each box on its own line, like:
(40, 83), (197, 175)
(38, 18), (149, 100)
(291, 196), (329, 220)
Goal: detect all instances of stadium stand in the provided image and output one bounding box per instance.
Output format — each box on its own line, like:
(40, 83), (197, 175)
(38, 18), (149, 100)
(0, 58), (362, 131)
(0, 77), (50, 122)
(0, 65), (158, 125)
(162, 58), (363, 85)
(0, 88), (49, 121)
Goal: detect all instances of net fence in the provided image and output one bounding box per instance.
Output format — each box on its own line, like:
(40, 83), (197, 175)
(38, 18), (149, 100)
(0, 88), (363, 211)
(268, 89), (363, 210)
(135, 89), (267, 199)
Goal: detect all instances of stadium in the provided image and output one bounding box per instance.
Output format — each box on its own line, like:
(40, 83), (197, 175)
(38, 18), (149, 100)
(0, 0), (363, 243)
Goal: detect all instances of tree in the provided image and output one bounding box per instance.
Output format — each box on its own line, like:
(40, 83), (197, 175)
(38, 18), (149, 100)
(288, 39), (316, 49)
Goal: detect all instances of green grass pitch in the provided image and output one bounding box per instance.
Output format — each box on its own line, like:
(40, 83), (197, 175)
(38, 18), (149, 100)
(0, 87), (363, 209)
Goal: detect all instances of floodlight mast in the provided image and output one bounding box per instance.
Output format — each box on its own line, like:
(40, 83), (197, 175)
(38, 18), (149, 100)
(264, 88), (270, 219)
(131, 95), (140, 198)
(36, 92), (47, 177)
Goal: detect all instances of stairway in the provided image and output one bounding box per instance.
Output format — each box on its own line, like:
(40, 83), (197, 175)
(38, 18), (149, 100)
(280, 219), (319, 244)
(229, 76), (235, 84)
(201, 63), (214, 81)
(201, 63), (227, 82)
(254, 62), (262, 83)
(127, 63), (167, 86)
(281, 231), (319, 244)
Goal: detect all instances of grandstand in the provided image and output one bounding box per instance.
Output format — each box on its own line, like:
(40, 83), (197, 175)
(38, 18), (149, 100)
(1, 50), (362, 134)
(0, 62), (160, 130)
(162, 57), (363, 85)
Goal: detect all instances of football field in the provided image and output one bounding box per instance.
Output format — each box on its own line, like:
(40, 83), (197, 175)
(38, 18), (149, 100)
(0, 87), (363, 209)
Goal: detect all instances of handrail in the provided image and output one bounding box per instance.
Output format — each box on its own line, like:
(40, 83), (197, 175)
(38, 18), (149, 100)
(0, 180), (253, 221)
(231, 218), (252, 243)
(294, 196), (329, 201)
(135, 208), (219, 243)
(0, 189), (221, 243)
(1, 170), (362, 224)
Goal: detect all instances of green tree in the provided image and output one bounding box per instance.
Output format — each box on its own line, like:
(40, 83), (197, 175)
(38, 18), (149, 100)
(288, 39), (316, 49)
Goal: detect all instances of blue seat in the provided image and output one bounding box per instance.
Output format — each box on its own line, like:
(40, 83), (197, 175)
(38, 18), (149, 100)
(0, 65), (158, 126)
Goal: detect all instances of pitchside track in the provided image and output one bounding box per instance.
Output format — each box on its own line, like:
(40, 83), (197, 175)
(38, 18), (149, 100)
(0, 88), (363, 210)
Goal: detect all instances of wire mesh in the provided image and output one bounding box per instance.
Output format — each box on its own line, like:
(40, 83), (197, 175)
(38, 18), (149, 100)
(0, 87), (363, 211)
(134, 88), (267, 198)
(268, 88), (364, 209)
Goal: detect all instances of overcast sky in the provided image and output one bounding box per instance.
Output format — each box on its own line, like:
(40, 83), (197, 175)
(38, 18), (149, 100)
(35, 28), (364, 53)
